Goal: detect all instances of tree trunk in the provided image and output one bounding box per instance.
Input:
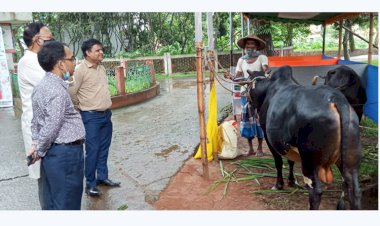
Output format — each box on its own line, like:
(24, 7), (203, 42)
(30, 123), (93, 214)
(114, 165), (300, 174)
(285, 24), (293, 47)
(346, 20), (356, 52)
(343, 21), (350, 60)
(374, 29), (378, 47)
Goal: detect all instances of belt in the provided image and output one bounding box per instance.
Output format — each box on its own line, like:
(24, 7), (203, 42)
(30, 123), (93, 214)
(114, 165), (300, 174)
(53, 139), (84, 146)
(83, 109), (110, 113)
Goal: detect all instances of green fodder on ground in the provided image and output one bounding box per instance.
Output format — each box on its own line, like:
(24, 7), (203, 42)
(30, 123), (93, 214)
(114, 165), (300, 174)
(210, 116), (378, 209)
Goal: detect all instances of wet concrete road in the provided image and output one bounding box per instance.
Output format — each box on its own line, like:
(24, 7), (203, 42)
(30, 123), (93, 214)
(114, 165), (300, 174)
(0, 77), (231, 210)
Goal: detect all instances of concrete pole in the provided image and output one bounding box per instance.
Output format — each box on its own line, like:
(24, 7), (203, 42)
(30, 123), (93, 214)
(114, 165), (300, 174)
(115, 66), (125, 95)
(207, 12), (215, 91)
(229, 12), (233, 68)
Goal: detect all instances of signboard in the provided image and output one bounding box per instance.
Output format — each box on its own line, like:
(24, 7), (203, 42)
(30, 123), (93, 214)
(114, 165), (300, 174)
(0, 24), (14, 50)
(0, 26), (13, 107)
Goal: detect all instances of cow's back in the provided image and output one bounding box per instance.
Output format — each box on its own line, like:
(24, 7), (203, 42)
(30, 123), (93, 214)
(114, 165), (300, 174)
(264, 85), (351, 165)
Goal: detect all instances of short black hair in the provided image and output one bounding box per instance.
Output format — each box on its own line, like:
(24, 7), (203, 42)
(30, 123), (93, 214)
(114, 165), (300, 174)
(37, 41), (65, 72)
(81, 38), (102, 57)
(23, 22), (45, 47)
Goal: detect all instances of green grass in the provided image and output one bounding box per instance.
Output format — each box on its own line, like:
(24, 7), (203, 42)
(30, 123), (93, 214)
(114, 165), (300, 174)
(360, 60), (378, 66)
(155, 72), (196, 80)
(360, 144), (378, 178)
(360, 116), (378, 137)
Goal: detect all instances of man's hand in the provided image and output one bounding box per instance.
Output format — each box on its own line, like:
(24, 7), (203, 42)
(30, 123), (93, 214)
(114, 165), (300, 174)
(27, 145), (40, 166)
(223, 71), (232, 80)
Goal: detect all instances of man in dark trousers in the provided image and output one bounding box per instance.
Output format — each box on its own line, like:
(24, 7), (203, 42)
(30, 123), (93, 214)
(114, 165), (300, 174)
(69, 38), (120, 197)
(28, 41), (85, 209)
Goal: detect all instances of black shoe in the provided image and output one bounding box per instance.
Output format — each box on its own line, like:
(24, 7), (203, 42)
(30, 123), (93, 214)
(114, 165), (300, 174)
(85, 186), (101, 196)
(97, 179), (121, 187)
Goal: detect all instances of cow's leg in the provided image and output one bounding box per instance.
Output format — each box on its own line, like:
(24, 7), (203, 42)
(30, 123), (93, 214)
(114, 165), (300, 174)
(344, 169), (361, 210)
(337, 163), (361, 210)
(271, 150), (284, 190)
(264, 135), (284, 190)
(303, 168), (323, 210)
(287, 159), (296, 187)
(301, 154), (323, 210)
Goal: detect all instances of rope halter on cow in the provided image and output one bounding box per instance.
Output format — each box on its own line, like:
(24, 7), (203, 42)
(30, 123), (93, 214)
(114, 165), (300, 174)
(204, 53), (268, 96)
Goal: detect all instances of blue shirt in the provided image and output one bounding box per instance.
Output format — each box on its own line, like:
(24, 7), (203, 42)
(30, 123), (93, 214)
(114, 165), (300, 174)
(31, 72), (85, 157)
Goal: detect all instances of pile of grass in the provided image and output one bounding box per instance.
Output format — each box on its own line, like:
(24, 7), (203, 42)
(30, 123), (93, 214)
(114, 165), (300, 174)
(208, 158), (304, 197)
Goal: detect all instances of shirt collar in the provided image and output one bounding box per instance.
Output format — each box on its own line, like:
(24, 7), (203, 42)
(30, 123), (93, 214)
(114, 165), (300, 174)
(84, 59), (99, 69)
(46, 72), (68, 89)
(25, 50), (37, 56)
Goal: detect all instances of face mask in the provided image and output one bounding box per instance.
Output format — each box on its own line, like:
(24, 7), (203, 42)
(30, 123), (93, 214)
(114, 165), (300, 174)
(63, 71), (70, 81)
(65, 75), (75, 85)
(245, 48), (255, 56)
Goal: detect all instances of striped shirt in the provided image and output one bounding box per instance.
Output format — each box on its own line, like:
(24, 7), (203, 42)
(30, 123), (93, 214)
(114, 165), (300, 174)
(31, 72), (85, 157)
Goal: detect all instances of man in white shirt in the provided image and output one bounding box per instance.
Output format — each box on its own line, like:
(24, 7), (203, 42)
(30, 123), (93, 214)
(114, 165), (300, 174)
(17, 22), (53, 186)
(225, 34), (270, 157)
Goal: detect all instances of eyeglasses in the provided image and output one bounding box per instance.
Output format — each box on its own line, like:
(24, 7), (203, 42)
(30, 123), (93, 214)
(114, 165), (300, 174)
(37, 34), (54, 41)
(63, 56), (76, 63)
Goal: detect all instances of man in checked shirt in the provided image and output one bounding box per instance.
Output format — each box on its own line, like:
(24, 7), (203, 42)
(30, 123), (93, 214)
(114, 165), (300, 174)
(28, 41), (85, 210)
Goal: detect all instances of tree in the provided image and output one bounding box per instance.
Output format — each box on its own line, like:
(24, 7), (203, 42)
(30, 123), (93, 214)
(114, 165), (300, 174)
(252, 20), (275, 56)
(343, 19), (351, 60)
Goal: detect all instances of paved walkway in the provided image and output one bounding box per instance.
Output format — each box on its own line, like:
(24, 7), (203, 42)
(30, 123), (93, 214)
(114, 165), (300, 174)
(0, 77), (232, 210)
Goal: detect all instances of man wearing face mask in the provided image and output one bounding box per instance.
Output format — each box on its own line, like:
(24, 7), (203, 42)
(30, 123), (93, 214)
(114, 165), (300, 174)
(226, 34), (270, 157)
(69, 38), (120, 197)
(17, 22), (53, 207)
(27, 41), (85, 210)
(18, 22), (53, 179)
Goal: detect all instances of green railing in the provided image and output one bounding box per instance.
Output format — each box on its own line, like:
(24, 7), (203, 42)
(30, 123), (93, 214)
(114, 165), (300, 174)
(125, 61), (153, 93)
(11, 73), (20, 98)
(107, 61), (154, 96)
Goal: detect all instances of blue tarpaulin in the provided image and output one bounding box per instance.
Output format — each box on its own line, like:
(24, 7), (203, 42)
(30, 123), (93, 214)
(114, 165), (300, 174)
(364, 64), (378, 123)
(324, 55), (378, 123)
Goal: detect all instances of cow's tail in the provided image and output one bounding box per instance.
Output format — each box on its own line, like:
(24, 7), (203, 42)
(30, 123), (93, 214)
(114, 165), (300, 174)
(311, 76), (319, 85)
(332, 96), (351, 210)
(311, 75), (327, 86)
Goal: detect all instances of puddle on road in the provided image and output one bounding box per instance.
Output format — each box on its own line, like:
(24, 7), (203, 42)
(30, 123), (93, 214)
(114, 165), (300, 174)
(160, 78), (201, 93)
(155, 145), (179, 158)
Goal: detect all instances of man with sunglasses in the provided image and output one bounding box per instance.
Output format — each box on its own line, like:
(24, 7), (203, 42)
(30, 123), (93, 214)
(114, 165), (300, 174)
(17, 22), (53, 208)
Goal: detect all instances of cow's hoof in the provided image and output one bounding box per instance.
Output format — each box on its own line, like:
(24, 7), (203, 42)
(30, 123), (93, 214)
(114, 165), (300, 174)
(337, 198), (346, 210)
(271, 184), (284, 190)
(288, 180), (296, 187)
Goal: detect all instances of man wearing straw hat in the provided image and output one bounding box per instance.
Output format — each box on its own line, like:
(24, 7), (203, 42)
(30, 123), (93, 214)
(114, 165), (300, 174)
(226, 34), (270, 157)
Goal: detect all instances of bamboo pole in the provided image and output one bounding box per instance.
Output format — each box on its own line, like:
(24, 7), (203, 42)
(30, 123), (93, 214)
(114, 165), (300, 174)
(338, 19), (343, 59)
(196, 42), (209, 179)
(368, 13), (374, 64)
(195, 12), (209, 179)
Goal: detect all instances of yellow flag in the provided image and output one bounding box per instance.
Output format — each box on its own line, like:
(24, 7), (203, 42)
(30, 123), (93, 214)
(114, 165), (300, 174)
(194, 82), (219, 161)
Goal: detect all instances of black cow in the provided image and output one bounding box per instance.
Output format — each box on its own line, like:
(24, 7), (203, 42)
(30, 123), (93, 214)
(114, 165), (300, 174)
(248, 66), (361, 210)
(312, 65), (367, 121)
